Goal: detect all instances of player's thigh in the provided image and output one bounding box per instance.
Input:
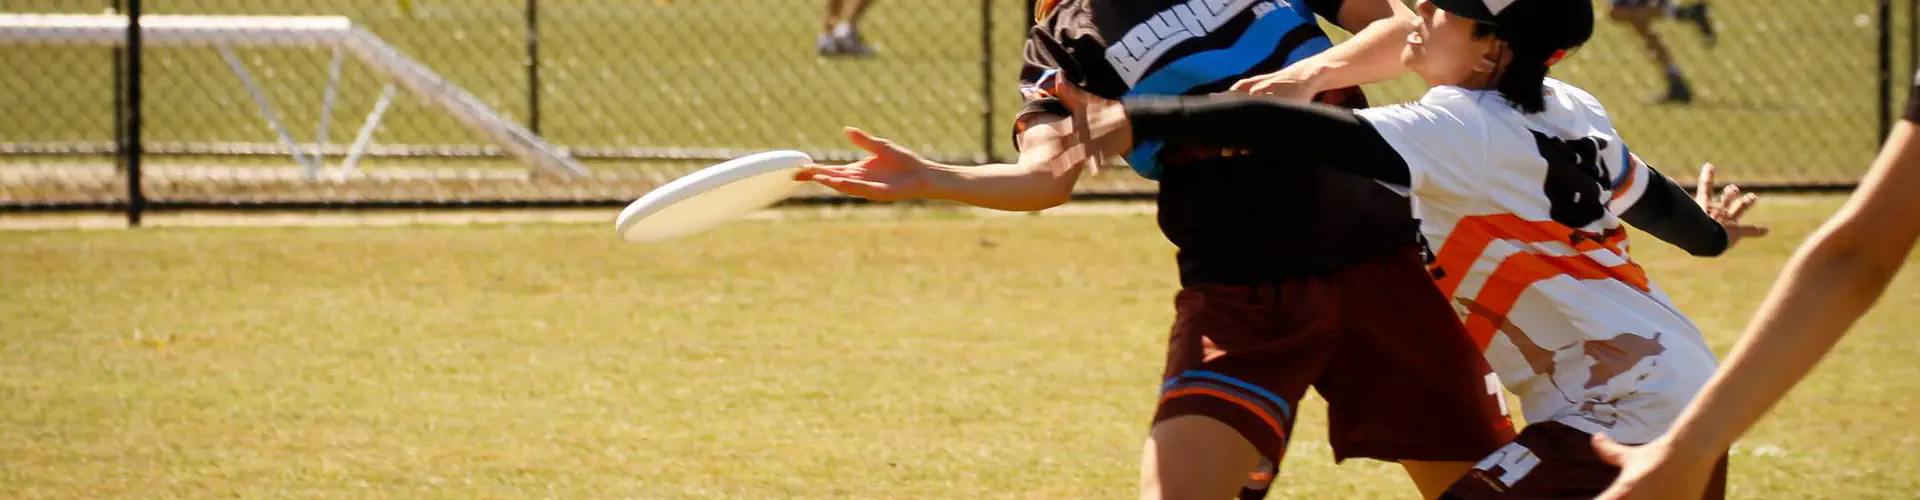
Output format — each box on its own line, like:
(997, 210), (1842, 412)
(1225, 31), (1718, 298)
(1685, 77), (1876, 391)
(1139, 415), (1262, 500)
(1403, 460), (1480, 500)
(1156, 284), (1337, 467)
(1316, 245), (1516, 464)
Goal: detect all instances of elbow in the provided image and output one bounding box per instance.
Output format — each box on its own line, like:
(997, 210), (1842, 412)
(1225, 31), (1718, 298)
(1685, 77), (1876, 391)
(1817, 217), (1920, 273)
(1021, 182), (1076, 212)
(990, 172), (1076, 212)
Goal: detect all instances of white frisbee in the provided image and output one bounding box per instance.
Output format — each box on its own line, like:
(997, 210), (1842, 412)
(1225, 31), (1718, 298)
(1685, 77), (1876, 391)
(615, 150), (812, 243)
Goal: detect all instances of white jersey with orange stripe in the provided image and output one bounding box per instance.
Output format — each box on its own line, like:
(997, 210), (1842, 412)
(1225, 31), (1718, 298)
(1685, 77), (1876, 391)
(1356, 78), (1717, 444)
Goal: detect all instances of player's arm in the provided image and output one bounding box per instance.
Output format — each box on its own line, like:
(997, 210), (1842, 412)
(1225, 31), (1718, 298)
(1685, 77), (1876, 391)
(799, 29), (1103, 212)
(797, 119), (1091, 212)
(1594, 115), (1920, 500)
(1232, 0), (1416, 97)
(1610, 159), (1733, 256)
(1101, 92), (1414, 185)
(925, 115), (1091, 211)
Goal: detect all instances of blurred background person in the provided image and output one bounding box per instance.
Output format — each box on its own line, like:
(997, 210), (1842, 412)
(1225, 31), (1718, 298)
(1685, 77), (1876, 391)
(1608, 0), (1715, 103)
(819, 0), (879, 57)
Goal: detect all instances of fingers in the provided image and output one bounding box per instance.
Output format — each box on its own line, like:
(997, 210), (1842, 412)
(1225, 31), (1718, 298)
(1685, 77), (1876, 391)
(843, 127), (908, 158)
(1719, 185), (1740, 209)
(1229, 77), (1259, 93)
(1592, 434), (1631, 466)
(810, 173), (897, 201)
(1695, 163), (1716, 204)
(793, 163), (839, 180)
(1733, 224), (1771, 239)
(1728, 192), (1760, 219)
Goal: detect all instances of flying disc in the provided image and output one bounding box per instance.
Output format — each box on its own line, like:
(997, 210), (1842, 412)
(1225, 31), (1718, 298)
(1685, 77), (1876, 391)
(615, 150), (811, 243)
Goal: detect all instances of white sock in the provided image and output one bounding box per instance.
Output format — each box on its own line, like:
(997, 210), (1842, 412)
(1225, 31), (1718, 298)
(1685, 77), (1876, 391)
(832, 22), (854, 38)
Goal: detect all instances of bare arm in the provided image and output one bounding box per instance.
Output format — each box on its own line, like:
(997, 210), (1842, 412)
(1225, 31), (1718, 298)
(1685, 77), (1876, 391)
(1593, 122), (1920, 499)
(1663, 122), (1920, 453)
(1231, 0), (1415, 97)
(927, 114), (1092, 211)
(796, 115), (1093, 212)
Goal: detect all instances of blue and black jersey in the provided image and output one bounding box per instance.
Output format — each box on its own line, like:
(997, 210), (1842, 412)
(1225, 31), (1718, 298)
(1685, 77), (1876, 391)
(1016, 0), (1421, 286)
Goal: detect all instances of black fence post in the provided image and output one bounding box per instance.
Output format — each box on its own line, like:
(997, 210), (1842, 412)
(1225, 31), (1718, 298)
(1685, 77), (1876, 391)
(526, 0), (542, 135)
(125, 0), (144, 226)
(980, 0), (996, 163)
(1881, 0), (1894, 143)
(112, 0), (124, 175)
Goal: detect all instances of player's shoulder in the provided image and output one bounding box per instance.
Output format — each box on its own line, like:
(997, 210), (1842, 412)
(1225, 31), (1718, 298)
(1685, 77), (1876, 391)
(1543, 78), (1611, 120)
(1359, 86), (1491, 126)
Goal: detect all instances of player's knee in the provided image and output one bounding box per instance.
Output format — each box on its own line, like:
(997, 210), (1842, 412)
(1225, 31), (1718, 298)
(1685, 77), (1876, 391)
(1141, 418), (1271, 499)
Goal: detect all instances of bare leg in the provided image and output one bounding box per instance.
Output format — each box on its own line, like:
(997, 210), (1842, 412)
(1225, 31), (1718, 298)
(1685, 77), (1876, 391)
(1611, 7), (1674, 71)
(1139, 416), (1263, 500)
(1611, 6), (1692, 102)
(823, 0), (845, 31)
(844, 0), (876, 25)
(1402, 460), (1477, 500)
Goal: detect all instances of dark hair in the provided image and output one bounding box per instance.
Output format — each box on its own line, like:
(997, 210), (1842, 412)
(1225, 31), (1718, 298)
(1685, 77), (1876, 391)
(1472, 22), (1555, 113)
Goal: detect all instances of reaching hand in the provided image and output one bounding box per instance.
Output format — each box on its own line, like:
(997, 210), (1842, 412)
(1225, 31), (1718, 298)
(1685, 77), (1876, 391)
(1228, 68), (1319, 101)
(1592, 434), (1722, 500)
(793, 127), (939, 202)
(1050, 82), (1134, 160)
(1694, 163), (1770, 248)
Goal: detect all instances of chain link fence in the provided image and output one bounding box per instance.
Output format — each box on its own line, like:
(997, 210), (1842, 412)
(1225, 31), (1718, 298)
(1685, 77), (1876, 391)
(0, 0), (1910, 216)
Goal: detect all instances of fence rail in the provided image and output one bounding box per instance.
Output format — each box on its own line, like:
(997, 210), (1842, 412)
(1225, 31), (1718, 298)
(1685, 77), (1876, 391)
(0, 0), (1912, 224)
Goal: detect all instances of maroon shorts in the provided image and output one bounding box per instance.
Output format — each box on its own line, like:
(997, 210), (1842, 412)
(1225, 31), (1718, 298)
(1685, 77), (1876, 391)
(1442, 422), (1730, 499)
(1153, 245), (1517, 468)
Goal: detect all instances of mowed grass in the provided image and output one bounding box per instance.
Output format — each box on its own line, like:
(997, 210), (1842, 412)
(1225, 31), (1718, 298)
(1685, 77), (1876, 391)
(0, 0), (1908, 183)
(3, 195), (1919, 498)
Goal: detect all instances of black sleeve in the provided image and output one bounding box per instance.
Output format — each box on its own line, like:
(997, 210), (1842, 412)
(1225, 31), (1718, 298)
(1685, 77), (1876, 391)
(1905, 77), (1920, 123)
(1123, 94), (1413, 186)
(1617, 165), (1732, 257)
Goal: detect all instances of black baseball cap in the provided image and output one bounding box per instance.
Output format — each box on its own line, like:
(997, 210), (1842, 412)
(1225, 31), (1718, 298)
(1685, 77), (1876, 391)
(1430, 0), (1595, 63)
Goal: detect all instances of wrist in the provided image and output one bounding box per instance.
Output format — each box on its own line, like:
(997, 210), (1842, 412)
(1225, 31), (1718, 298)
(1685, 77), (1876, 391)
(1288, 63), (1333, 96)
(1660, 427), (1736, 461)
(923, 162), (967, 202)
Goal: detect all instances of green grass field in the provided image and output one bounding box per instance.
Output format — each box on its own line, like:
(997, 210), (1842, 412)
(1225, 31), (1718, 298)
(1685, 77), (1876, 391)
(3, 194), (1918, 498)
(0, 0), (1909, 184)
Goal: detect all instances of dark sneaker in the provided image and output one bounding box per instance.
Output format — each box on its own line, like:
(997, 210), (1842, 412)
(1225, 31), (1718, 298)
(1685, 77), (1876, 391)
(816, 33), (839, 56)
(1657, 77), (1695, 105)
(1677, 3), (1716, 46)
(834, 28), (875, 57)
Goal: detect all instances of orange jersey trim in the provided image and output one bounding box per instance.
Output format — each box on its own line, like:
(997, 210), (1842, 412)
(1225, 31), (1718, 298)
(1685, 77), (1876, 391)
(1428, 214), (1650, 349)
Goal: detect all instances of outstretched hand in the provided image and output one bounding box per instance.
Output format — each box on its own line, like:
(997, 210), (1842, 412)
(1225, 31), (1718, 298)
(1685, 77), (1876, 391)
(1228, 68), (1319, 101)
(793, 127), (939, 202)
(1592, 434), (1722, 500)
(1694, 163), (1770, 248)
